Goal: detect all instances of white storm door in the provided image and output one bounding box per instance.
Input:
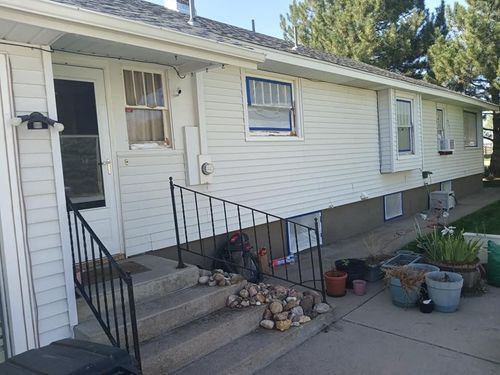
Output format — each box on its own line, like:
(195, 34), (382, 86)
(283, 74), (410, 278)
(54, 65), (121, 255)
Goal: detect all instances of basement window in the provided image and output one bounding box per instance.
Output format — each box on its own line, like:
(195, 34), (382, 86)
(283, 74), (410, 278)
(384, 192), (403, 221)
(123, 69), (171, 148)
(245, 76), (298, 137)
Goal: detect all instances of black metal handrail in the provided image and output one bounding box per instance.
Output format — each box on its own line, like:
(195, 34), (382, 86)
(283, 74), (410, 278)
(66, 197), (141, 370)
(169, 178), (327, 301)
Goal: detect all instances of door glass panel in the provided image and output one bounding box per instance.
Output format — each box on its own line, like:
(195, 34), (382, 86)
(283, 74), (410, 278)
(55, 79), (105, 209)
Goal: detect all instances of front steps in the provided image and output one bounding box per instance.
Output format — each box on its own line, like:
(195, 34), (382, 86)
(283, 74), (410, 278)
(74, 255), (335, 374)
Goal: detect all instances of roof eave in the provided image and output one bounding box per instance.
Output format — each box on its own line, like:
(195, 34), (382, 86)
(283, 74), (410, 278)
(260, 48), (498, 112)
(0, 0), (266, 68)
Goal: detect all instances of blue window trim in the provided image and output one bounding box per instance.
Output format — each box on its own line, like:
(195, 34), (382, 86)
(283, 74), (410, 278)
(245, 76), (294, 132)
(396, 99), (414, 153)
(383, 192), (404, 222)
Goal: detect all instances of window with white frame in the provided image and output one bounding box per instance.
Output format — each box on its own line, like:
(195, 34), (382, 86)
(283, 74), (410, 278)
(123, 69), (171, 147)
(396, 99), (413, 153)
(436, 108), (445, 139)
(245, 76), (296, 136)
(384, 192), (403, 221)
(463, 111), (478, 147)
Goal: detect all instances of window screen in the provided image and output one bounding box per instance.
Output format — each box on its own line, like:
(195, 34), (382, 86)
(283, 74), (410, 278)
(246, 77), (294, 132)
(464, 111), (478, 147)
(397, 99), (413, 152)
(384, 192), (403, 221)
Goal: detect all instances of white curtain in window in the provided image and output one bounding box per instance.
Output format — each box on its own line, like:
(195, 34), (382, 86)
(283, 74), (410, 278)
(126, 109), (164, 142)
(436, 109), (444, 138)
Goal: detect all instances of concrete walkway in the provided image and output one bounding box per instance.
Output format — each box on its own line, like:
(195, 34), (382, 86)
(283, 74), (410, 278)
(259, 282), (500, 375)
(258, 188), (500, 375)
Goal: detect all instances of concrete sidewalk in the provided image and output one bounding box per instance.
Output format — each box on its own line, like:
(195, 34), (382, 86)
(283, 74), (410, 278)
(259, 281), (500, 375)
(258, 188), (500, 375)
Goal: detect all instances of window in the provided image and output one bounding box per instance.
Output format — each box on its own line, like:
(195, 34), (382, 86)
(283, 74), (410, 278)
(396, 99), (413, 153)
(436, 108), (445, 139)
(123, 69), (170, 147)
(384, 192), (403, 221)
(245, 76), (296, 136)
(464, 111), (478, 147)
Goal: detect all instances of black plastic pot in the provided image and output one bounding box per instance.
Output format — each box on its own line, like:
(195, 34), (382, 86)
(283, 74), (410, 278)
(419, 299), (434, 313)
(335, 258), (367, 288)
(365, 264), (384, 282)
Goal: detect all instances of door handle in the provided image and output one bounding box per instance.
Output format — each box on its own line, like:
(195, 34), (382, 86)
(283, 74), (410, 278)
(98, 159), (112, 175)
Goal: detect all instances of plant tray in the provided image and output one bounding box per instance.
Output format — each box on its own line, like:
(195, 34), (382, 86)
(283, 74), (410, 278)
(381, 252), (422, 269)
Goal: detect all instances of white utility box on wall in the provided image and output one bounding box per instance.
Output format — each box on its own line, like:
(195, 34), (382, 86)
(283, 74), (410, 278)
(430, 190), (455, 210)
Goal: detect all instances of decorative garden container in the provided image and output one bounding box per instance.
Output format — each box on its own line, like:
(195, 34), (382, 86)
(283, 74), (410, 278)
(389, 277), (420, 308)
(335, 259), (367, 288)
(425, 271), (463, 313)
(365, 263), (384, 282)
(353, 279), (367, 296)
(324, 271), (347, 297)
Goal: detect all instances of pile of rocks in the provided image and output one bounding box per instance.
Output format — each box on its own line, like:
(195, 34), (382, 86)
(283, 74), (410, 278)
(198, 269), (245, 287)
(226, 283), (331, 332)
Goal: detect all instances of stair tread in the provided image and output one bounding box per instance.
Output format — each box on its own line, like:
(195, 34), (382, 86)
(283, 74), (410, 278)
(173, 310), (336, 375)
(76, 282), (245, 337)
(141, 305), (266, 374)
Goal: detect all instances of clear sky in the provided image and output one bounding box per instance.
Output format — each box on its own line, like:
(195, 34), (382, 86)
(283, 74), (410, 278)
(150, 0), (466, 39)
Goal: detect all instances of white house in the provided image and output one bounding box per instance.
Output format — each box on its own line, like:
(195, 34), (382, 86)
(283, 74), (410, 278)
(0, 0), (497, 362)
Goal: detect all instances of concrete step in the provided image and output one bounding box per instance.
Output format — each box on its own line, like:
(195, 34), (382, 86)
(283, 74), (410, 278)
(173, 309), (336, 375)
(77, 256), (199, 321)
(75, 281), (246, 344)
(141, 305), (267, 375)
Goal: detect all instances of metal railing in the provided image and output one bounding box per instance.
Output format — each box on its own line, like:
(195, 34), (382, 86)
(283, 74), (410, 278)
(66, 198), (141, 370)
(169, 178), (327, 301)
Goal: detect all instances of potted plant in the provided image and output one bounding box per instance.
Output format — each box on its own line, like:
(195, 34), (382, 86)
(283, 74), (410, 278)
(417, 225), (482, 293)
(324, 266), (347, 297)
(335, 258), (367, 288)
(363, 233), (387, 282)
(384, 266), (426, 308)
(425, 271), (463, 312)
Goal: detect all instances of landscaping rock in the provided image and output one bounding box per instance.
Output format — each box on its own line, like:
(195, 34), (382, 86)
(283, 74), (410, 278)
(275, 319), (292, 332)
(291, 306), (304, 320)
(241, 300), (250, 307)
(300, 295), (314, 315)
(199, 269), (212, 277)
(284, 300), (299, 311)
(213, 273), (225, 282)
(269, 301), (283, 314)
(299, 315), (311, 324)
(304, 290), (322, 305)
(239, 289), (249, 299)
(262, 309), (273, 320)
(314, 303), (331, 314)
(230, 274), (245, 284)
(198, 276), (209, 285)
(208, 280), (217, 287)
(255, 293), (266, 303)
(273, 312), (289, 321)
(226, 295), (238, 307)
(274, 286), (288, 299)
(260, 320), (275, 330)
(248, 285), (258, 297)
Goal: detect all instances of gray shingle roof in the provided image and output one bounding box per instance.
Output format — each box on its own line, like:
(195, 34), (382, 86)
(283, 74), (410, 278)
(48, 0), (477, 99)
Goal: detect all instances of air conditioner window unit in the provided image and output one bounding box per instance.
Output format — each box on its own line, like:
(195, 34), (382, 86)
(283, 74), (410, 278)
(430, 190), (455, 210)
(439, 138), (455, 152)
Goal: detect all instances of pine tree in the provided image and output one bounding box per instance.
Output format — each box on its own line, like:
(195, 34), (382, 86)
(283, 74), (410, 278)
(280, 0), (447, 78)
(428, 0), (500, 175)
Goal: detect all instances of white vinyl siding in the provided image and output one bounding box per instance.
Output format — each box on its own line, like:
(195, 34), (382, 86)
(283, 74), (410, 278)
(422, 101), (483, 182)
(7, 45), (72, 346)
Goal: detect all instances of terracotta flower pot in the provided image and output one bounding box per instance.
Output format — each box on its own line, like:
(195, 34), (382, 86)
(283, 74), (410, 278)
(324, 270), (347, 297)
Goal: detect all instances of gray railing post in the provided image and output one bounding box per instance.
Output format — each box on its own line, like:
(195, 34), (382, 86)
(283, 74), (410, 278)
(315, 218), (327, 302)
(169, 177), (186, 269)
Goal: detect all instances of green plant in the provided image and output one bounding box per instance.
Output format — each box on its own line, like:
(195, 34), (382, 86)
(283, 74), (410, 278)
(417, 226), (482, 265)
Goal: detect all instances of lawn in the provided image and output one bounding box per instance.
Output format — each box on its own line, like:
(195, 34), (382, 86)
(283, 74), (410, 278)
(451, 199), (500, 234)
